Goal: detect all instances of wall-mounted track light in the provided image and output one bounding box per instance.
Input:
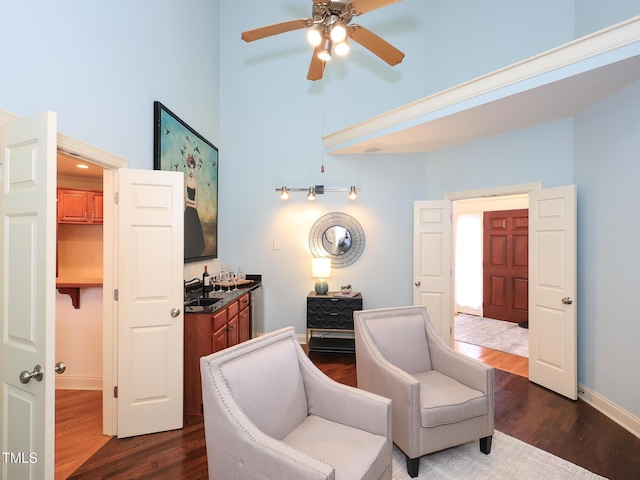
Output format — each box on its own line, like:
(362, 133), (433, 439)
(277, 185), (359, 201)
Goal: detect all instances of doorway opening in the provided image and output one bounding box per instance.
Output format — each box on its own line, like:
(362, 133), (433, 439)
(54, 136), (126, 475)
(448, 184), (538, 378)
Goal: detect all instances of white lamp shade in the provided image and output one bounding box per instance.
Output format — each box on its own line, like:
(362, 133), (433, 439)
(312, 257), (331, 278)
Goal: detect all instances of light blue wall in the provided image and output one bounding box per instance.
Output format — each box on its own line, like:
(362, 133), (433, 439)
(575, 0), (640, 37)
(574, 82), (640, 418)
(0, 0), (220, 166)
(423, 119), (575, 199)
(218, 0), (575, 335)
(3, 0), (639, 425)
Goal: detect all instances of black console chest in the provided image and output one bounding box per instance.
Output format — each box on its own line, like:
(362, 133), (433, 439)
(306, 291), (363, 353)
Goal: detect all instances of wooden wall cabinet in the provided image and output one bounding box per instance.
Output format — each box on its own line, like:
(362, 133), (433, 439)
(57, 188), (103, 224)
(184, 292), (251, 415)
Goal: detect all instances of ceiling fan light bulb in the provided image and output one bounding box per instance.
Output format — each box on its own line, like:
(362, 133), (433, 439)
(335, 40), (350, 56)
(318, 49), (332, 61)
(307, 27), (322, 47)
(330, 23), (347, 43)
(317, 37), (332, 61)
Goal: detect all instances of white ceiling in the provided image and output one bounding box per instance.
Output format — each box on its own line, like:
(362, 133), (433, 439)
(58, 151), (104, 179)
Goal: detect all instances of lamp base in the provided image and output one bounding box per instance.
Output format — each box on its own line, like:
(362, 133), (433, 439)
(314, 279), (329, 295)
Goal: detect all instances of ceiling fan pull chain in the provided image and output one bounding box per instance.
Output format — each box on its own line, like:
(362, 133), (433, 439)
(321, 77), (325, 173)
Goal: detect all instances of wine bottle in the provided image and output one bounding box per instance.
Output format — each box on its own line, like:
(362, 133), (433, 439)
(203, 265), (210, 294)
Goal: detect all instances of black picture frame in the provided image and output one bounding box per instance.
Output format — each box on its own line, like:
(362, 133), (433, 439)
(154, 101), (218, 262)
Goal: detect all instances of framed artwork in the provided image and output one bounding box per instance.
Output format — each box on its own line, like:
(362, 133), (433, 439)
(154, 101), (218, 262)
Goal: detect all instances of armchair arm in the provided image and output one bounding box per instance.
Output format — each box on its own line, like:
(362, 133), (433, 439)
(355, 324), (423, 457)
(296, 343), (392, 440)
(426, 319), (493, 395)
(201, 357), (334, 480)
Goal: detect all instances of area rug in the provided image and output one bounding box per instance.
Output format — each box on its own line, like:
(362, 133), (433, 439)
(391, 430), (606, 479)
(455, 313), (529, 358)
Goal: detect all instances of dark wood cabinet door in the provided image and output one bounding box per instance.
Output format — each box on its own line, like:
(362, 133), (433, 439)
(483, 209), (528, 323)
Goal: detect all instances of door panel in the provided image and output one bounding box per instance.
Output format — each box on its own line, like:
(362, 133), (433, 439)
(529, 185), (577, 400)
(0, 111), (57, 479)
(116, 169), (184, 438)
(413, 201), (452, 342)
(483, 209), (529, 323)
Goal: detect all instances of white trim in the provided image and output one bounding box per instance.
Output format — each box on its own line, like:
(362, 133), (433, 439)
(579, 383), (640, 439)
(325, 16), (640, 153)
(445, 182), (542, 201)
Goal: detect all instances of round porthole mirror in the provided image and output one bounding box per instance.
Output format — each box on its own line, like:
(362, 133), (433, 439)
(309, 212), (365, 268)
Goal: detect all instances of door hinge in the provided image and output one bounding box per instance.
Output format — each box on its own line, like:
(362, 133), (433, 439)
(114, 192), (119, 204)
(113, 386), (118, 398)
(114, 289), (119, 301)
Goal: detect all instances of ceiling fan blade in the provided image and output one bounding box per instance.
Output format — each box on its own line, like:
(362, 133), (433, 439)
(351, 0), (403, 14)
(241, 18), (311, 42)
(349, 25), (405, 66)
(307, 46), (325, 81)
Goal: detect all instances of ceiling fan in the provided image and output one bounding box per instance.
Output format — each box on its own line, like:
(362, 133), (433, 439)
(241, 0), (405, 81)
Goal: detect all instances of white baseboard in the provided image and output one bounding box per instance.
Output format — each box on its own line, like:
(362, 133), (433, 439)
(578, 383), (640, 439)
(56, 375), (102, 391)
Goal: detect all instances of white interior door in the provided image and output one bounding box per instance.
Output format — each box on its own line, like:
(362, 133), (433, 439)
(529, 185), (577, 399)
(0, 111), (57, 479)
(413, 200), (452, 343)
(116, 168), (184, 438)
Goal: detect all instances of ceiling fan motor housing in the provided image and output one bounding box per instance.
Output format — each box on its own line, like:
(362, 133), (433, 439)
(313, 0), (355, 25)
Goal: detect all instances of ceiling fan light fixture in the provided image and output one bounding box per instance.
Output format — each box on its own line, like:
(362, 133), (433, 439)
(317, 37), (332, 61)
(307, 26), (323, 46)
(329, 21), (347, 43)
(335, 38), (350, 56)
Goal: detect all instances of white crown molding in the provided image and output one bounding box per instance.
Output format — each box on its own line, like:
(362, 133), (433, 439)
(325, 16), (640, 153)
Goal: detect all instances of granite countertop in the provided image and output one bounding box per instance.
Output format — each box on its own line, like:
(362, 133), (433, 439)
(184, 278), (261, 314)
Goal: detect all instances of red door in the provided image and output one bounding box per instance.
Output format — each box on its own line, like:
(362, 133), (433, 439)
(483, 209), (528, 323)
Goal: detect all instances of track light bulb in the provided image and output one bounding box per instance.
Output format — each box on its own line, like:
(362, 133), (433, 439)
(307, 187), (316, 201)
(280, 186), (289, 200)
(307, 27), (322, 47)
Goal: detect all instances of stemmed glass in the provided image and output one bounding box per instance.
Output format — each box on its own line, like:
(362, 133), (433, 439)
(237, 266), (246, 286)
(211, 273), (219, 295)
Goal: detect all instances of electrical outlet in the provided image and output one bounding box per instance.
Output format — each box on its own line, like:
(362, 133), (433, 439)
(273, 240), (281, 250)
(190, 265), (195, 275)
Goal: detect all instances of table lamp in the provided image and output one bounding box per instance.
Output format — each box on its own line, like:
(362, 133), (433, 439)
(312, 257), (331, 295)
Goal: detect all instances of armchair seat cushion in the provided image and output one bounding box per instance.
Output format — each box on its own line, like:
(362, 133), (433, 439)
(414, 371), (488, 428)
(282, 415), (389, 480)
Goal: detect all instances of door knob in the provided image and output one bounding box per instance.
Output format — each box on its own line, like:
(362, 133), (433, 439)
(170, 307), (181, 317)
(415, 281), (421, 287)
(19, 365), (44, 384)
(55, 362), (66, 374)
(561, 297), (573, 305)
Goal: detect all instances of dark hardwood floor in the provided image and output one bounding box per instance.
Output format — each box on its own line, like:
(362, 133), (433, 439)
(64, 348), (640, 480)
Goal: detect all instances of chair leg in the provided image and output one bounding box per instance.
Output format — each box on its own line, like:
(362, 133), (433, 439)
(406, 455), (419, 478)
(480, 435), (492, 454)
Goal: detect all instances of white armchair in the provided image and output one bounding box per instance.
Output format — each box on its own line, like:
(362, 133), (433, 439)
(354, 306), (494, 478)
(200, 326), (392, 480)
